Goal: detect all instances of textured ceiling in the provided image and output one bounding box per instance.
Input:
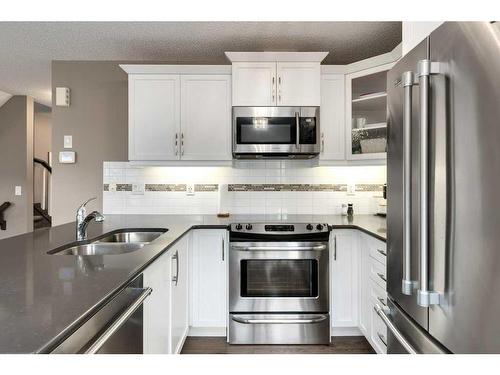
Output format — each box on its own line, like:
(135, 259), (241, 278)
(0, 22), (401, 106)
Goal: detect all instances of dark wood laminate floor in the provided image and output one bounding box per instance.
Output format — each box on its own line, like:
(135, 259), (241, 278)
(181, 336), (375, 354)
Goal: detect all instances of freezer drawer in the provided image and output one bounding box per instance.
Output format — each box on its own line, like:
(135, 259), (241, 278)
(229, 313), (330, 344)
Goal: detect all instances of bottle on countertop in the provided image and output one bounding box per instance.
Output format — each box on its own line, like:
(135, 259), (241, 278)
(347, 203), (354, 217)
(341, 203), (348, 216)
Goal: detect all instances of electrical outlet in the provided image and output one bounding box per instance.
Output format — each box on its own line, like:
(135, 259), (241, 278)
(15, 186), (22, 196)
(347, 183), (356, 195)
(186, 184), (195, 196)
(132, 183), (145, 195)
(108, 183), (117, 192)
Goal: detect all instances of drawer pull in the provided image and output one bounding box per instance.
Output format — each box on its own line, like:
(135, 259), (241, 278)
(377, 248), (387, 256)
(377, 297), (386, 306)
(377, 332), (387, 347)
(377, 272), (387, 282)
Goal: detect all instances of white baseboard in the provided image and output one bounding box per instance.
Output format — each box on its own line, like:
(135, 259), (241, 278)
(188, 326), (227, 337)
(331, 326), (363, 336)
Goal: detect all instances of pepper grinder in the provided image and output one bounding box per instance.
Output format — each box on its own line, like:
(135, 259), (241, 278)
(347, 203), (354, 218)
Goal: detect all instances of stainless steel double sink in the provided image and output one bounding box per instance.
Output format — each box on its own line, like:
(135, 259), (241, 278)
(48, 229), (167, 256)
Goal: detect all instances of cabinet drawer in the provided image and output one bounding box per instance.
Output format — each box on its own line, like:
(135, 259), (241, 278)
(369, 278), (387, 308)
(368, 238), (387, 266)
(369, 255), (386, 290)
(370, 299), (388, 354)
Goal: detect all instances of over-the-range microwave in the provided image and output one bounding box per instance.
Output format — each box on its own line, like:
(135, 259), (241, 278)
(232, 107), (320, 159)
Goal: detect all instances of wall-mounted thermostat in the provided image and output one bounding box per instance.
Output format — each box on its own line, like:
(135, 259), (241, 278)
(56, 87), (70, 107)
(59, 151), (76, 164)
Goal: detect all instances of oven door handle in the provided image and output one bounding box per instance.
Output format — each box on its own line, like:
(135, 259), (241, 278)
(231, 244), (327, 252)
(232, 315), (327, 325)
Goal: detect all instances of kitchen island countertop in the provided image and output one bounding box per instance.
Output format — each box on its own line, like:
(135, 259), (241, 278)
(0, 214), (385, 353)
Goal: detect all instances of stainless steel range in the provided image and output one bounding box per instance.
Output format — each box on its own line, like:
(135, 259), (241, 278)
(228, 223), (330, 345)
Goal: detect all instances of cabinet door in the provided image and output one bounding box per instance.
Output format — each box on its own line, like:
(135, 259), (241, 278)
(180, 75), (232, 160)
(170, 236), (189, 354)
(189, 230), (227, 330)
(277, 62), (321, 106)
(232, 62), (276, 106)
(143, 252), (171, 354)
(331, 230), (359, 328)
(129, 74), (180, 160)
(358, 234), (371, 337)
(320, 74), (346, 160)
(346, 63), (394, 160)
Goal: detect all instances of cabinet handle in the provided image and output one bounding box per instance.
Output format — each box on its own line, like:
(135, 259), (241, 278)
(221, 236), (225, 261)
(272, 77), (275, 103)
(377, 297), (386, 306)
(377, 272), (386, 282)
(175, 133), (178, 156)
(334, 235), (337, 261)
(181, 133), (184, 156)
(376, 248), (387, 257)
(278, 76), (281, 85)
(172, 251), (179, 286)
(377, 332), (387, 347)
(321, 132), (325, 153)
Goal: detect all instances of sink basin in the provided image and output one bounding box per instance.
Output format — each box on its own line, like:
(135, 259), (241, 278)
(54, 243), (146, 256)
(48, 228), (167, 255)
(94, 230), (166, 244)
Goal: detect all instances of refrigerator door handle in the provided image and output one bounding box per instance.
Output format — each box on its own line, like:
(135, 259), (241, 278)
(401, 71), (418, 295)
(374, 304), (417, 354)
(416, 59), (441, 307)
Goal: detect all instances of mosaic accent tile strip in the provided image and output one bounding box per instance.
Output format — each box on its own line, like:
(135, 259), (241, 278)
(104, 183), (383, 193)
(194, 184), (219, 192)
(116, 184), (132, 192)
(355, 184), (384, 192)
(228, 184), (382, 192)
(145, 184), (187, 192)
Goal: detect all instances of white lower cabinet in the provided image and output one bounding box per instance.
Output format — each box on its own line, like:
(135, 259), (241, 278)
(189, 229), (228, 335)
(170, 236), (189, 353)
(330, 230), (360, 331)
(143, 235), (189, 354)
(143, 247), (172, 354)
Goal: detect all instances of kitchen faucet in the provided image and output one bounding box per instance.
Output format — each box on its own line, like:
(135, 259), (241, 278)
(76, 197), (105, 241)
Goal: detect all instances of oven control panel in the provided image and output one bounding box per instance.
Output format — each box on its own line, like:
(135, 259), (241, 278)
(230, 223), (330, 234)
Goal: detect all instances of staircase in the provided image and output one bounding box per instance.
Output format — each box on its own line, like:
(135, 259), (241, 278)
(33, 156), (52, 229)
(33, 203), (51, 229)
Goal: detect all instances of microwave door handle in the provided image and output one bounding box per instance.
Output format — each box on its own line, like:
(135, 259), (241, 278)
(401, 71), (417, 295)
(295, 112), (300, 150)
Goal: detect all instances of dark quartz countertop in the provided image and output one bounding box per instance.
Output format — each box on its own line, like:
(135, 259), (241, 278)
(0, 214), (385, 353)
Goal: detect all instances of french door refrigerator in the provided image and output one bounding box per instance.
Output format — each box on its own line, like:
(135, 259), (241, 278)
(384, 21), (500, 354)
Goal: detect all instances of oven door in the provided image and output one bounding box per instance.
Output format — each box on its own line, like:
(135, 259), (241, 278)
(229, 241), (329, 313)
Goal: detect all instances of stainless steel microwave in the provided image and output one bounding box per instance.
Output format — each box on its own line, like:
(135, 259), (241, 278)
(232, 107), (320, 159)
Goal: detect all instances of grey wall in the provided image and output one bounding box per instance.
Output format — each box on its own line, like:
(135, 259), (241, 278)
(51, 61), (128, 225)
(0, 96), (34, 239)
(33, 103), (52, 207)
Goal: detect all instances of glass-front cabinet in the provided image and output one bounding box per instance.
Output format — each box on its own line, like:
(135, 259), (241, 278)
(346, 62), (394, 160)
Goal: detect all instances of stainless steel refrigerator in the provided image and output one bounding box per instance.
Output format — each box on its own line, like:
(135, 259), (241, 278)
(384, 22), (500, 354)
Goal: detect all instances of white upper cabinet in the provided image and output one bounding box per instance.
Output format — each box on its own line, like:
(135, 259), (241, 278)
(231, 62), (276, 106)
(227, 52), (327, 107)
(122, 65), (232, 162)
(180, 75), (232, 160)
(320, 74), (345, 160)
(128, 74), (180, 161)
(277, 62), (321, 106)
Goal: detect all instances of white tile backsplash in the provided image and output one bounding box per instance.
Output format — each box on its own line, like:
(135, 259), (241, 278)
(103, 161), (386, 215)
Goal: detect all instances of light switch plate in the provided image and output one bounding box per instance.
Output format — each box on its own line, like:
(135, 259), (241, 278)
(56, 87), (70, 107)
(59, 151), (76, 163)
(186, 184), (195, 196)
(132, 183), (145, 195)
(64, 135), (72, 149)
(15, 186), (22, 196)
